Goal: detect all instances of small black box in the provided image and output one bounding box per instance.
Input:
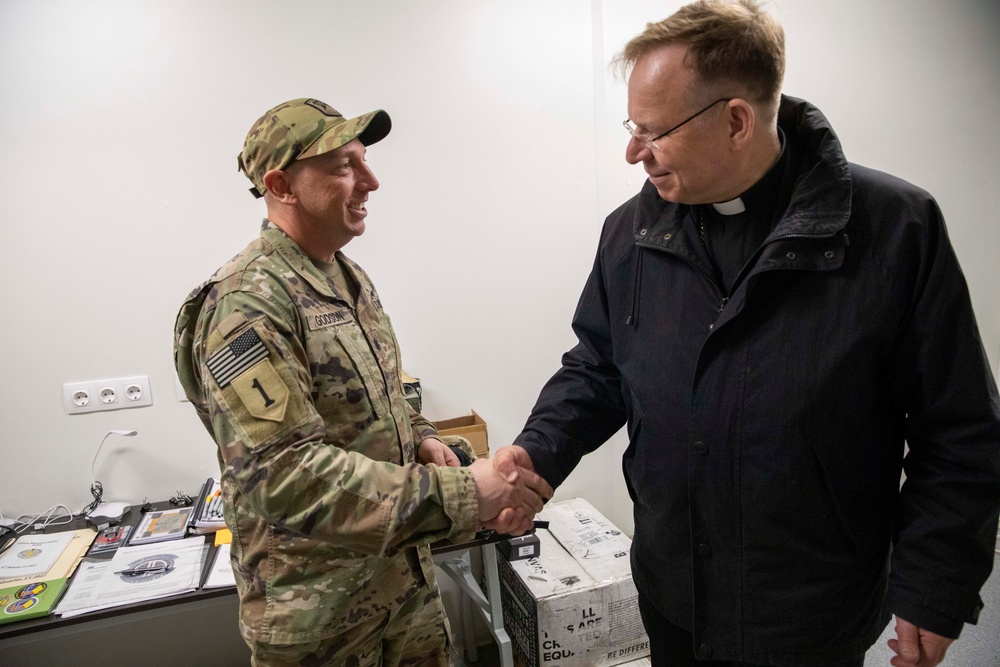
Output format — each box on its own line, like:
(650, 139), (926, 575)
(498, 533), (540, 561)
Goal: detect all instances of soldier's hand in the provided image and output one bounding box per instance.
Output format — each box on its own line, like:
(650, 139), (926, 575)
(493, 446), (553, 503)
(483, 506), (534, 535)
(417, 438), (461, 467)
(469, 457), (546, 535)
(484, 446), (554, 534)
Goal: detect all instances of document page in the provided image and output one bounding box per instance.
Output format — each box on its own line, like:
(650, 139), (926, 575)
(0, 532), (76, 580)
(203, 543), (236, 589)
(55, 536), (208, 617)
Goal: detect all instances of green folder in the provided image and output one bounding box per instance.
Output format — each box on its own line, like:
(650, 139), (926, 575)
(0, 578), (69, 625)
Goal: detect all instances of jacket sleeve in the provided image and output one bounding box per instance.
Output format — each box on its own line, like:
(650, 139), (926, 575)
(407, 403), (440, 444)
(887, 197), (1000, 638)
(189, 290), (479, 557)
(514, 219), (629, 488)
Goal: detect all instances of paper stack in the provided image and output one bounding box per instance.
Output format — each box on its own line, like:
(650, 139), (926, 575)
(203, 542), (236, 589)
(54, 535), (208, 618)
(0, 529), (96, 625)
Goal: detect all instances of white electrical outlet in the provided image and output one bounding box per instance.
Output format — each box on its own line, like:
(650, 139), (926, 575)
(63, 375), (153, 414)
(99, 386), (117, 404)
(72, 389), (91, 407)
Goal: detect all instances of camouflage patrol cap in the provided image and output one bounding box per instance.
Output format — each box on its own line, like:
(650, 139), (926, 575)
(237, 98), (391, 198)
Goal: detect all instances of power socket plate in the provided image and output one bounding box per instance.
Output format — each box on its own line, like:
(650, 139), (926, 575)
(63, 375), (153, 414)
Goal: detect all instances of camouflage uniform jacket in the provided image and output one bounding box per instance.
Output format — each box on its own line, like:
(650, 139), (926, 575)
(174, 219), (479, 644)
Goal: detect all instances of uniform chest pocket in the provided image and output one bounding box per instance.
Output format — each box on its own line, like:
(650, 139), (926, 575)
(307, 319), (389, 448)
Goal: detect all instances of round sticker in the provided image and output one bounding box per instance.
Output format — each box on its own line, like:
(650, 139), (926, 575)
(5, 596), (38, 615)
(17, 582), (47, 598)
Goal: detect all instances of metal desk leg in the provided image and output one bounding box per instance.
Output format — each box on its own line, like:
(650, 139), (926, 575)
(459, 551), (478, 663)
(436, 544), (513, 667)
(481, 544), (513, 667)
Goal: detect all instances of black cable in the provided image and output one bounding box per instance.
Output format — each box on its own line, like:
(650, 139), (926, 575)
(80, 480), (104, 516)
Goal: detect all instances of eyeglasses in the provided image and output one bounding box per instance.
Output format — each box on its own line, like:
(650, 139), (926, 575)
(623, 98), (732, 150)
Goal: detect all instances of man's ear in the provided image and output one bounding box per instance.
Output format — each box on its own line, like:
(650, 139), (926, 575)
(727, 99), (755, 152)
(262, 169), (295, 203)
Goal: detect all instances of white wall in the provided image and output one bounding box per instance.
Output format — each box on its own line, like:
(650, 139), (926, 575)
(1, 0), (998, 542)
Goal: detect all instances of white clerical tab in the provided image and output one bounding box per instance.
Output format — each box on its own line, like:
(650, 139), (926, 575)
(712, 197), (746, 215)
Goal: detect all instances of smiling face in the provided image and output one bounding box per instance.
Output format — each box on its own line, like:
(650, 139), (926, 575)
(625, 43), (734, 205)
(283, 138), (380, 255)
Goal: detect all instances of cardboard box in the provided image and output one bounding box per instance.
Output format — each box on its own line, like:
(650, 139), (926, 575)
(498, 498), (650, 667)
(434, 410), (489, 459)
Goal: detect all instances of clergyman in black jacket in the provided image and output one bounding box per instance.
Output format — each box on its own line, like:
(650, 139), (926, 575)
(496, 2), (1000, 666)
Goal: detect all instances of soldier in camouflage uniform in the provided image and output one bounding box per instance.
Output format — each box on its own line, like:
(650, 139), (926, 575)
(174, 98), (551, 667)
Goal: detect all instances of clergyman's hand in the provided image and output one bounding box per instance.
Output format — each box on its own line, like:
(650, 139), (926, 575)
(480, 445), (554, 534)
(492, 445), (553, 499)
(417, 438), (461, 467)
(469, 453), (549, 535)
(887, 616), (954, 667)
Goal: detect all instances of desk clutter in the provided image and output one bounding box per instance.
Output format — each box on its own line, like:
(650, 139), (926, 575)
(0, 529), (94, 624)
(0, 480), (235, 628)
(130, 507), (194, 545)
(189, 478), (226, 534)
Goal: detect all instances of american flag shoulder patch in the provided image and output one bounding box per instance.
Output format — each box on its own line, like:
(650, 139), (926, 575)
(207, 327), (269, 388)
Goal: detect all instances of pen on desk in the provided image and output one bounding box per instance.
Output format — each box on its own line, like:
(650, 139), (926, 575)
(115, 566), (172, 576)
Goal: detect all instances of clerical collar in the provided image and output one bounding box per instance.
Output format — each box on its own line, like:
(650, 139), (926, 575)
(707, 127), (787, 218)
(712, 198), (745, 215)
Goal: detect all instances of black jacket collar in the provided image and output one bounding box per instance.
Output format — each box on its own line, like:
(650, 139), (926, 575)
(632, 95), (852, 250)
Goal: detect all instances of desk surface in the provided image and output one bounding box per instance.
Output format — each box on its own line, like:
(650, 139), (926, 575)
(0, 500), (231, 641)
(0, 500), (516, 667)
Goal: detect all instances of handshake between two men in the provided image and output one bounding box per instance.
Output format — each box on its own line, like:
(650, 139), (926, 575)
(419, 439), (549, 536)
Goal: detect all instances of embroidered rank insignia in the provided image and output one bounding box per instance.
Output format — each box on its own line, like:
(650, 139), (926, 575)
(207, 328), (268, 387)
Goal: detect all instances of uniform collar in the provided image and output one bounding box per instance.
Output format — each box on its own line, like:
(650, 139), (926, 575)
(260, 219), (362, 308)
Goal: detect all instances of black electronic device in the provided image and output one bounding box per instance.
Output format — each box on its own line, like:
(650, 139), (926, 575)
(0, 524), (15, 556)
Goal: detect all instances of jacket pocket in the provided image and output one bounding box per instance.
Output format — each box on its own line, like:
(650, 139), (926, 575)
(307, 321), (385, 446)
